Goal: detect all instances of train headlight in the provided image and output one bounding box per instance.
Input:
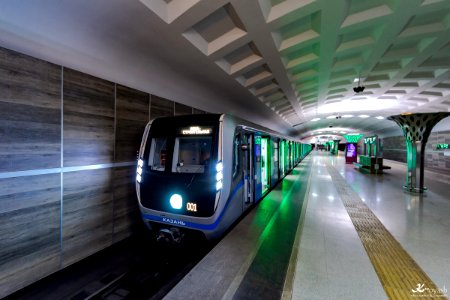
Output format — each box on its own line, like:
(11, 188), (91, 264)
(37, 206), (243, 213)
(136, 159), (144, 183)
(216, 181), (223, 191)
(170, 194), (183, 209)
(216, 161), (223, 191)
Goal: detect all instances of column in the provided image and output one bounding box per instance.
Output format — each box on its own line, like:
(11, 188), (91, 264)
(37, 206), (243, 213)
(388, 113), (450, 193)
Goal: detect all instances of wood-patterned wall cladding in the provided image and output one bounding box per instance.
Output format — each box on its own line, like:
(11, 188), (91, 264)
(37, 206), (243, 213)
(113, 166), (140, 243)
(63, 68), (115, 167)
(115, 85), (149, 162)
(0, 174), (61, 297)
(193, 108), (206, 114)
(0, 47), (61, 172)
(175, 102), (192, 116)
(0, 45), (202, 297)
(62, 169), (113, 267)
(150, 95), (174, 119)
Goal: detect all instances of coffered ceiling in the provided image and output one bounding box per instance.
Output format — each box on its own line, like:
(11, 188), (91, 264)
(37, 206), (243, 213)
(0, 0), (449, 139)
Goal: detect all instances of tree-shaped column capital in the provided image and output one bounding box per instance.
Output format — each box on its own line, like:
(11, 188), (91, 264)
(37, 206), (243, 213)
(388, 112), (450, 193)
(388, 113), (450, 144)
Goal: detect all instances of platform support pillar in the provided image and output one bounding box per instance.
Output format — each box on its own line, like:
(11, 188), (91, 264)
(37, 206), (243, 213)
(388, 113), (450, 193)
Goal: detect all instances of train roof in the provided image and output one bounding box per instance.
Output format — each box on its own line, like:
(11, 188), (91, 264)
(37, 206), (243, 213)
(148, 113), (304, 143)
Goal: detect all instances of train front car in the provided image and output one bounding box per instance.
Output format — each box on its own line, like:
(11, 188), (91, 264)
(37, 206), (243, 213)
(136, 114), (229, 242)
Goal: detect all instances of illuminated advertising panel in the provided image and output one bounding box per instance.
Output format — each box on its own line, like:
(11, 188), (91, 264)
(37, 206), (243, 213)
(346, 143), (356, 158)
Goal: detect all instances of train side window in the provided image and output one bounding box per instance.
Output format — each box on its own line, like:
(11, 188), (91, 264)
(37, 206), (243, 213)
(232, 134), (240, 178)
(148, 137), (167, 171)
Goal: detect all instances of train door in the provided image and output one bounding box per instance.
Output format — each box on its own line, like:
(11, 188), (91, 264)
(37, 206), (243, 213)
(242, 133), (254, 206)
(261, 136), (270, 195)
(289, 142), (293, 169)
(280, 140), (285, 177)
(287, 142), (291, 170)
(254, 136), (262, 201)
(271, 139), (279, 184)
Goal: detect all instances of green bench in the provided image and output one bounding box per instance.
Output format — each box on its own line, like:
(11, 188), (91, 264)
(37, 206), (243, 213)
(354, 156), (390, 174)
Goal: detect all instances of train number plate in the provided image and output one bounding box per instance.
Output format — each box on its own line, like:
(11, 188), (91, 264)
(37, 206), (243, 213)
(186, 202), (197, 212)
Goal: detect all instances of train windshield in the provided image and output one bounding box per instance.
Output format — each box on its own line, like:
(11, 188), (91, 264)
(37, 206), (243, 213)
(146, 123), (216, 174)
(172, 136), (212, 174)
(148, 137), (168, 171)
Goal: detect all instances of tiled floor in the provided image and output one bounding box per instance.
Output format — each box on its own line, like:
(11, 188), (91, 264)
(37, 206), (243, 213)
(292, 151), (450, 299)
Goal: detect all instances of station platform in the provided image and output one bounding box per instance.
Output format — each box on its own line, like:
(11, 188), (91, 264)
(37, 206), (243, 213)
(165, 151), (450, 299)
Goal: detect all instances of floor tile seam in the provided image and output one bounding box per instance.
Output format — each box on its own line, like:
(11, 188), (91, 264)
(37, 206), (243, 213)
(326, 164), (445, 299)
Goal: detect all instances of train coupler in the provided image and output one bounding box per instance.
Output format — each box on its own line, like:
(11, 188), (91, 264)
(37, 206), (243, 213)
(157, 227), (184, 244)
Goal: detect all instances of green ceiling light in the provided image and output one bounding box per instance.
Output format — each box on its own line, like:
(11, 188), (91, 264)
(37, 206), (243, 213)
(343, 133), (363, 144)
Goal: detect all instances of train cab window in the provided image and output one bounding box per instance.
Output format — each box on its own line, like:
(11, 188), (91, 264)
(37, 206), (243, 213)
(172, 136), (212, 174)
(148, 137), (168, 171)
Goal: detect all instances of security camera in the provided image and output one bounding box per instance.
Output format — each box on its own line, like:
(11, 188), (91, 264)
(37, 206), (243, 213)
(353, 86), (365, 93)
(353, 76), (365, 93)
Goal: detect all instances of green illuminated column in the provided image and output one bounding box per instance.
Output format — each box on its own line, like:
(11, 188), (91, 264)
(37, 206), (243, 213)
(388, 113), (450, 193)
(330, 139), (340, 155)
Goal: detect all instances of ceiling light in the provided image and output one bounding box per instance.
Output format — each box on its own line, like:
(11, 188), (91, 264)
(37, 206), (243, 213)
(311, 118), (320, 121)
(375, 116), (384, 119)
(342, 114), (353, 118)
(353, 78), (359, 83)
(340, 131), (346, 134)
(358, 114), (370, 118)
(326, 115), (336, 119)
(318, 131), (322, 133)
(318, 99), (399, 114)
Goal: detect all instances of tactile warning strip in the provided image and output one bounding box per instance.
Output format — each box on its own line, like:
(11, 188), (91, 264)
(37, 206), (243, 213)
(327, 165), (447, 300)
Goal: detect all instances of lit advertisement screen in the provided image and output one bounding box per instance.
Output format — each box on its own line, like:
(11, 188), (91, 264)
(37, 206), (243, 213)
(346, 143), (356, 158)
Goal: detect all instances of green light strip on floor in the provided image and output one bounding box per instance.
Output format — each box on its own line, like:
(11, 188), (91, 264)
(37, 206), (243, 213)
(326, 165), (446, 300)
(281, 162), (314, 300)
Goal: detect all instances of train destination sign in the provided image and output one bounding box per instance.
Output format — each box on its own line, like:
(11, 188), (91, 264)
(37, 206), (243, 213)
(181, 126), (212, 135)
(436, 144), (449, 150)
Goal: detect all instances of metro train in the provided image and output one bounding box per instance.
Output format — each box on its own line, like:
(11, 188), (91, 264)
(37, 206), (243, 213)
(136, 114), (312, 241)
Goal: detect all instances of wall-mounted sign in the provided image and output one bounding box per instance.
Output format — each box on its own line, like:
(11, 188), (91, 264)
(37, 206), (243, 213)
(436, 144), (449, 150)
(181, 126), (212, 135)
